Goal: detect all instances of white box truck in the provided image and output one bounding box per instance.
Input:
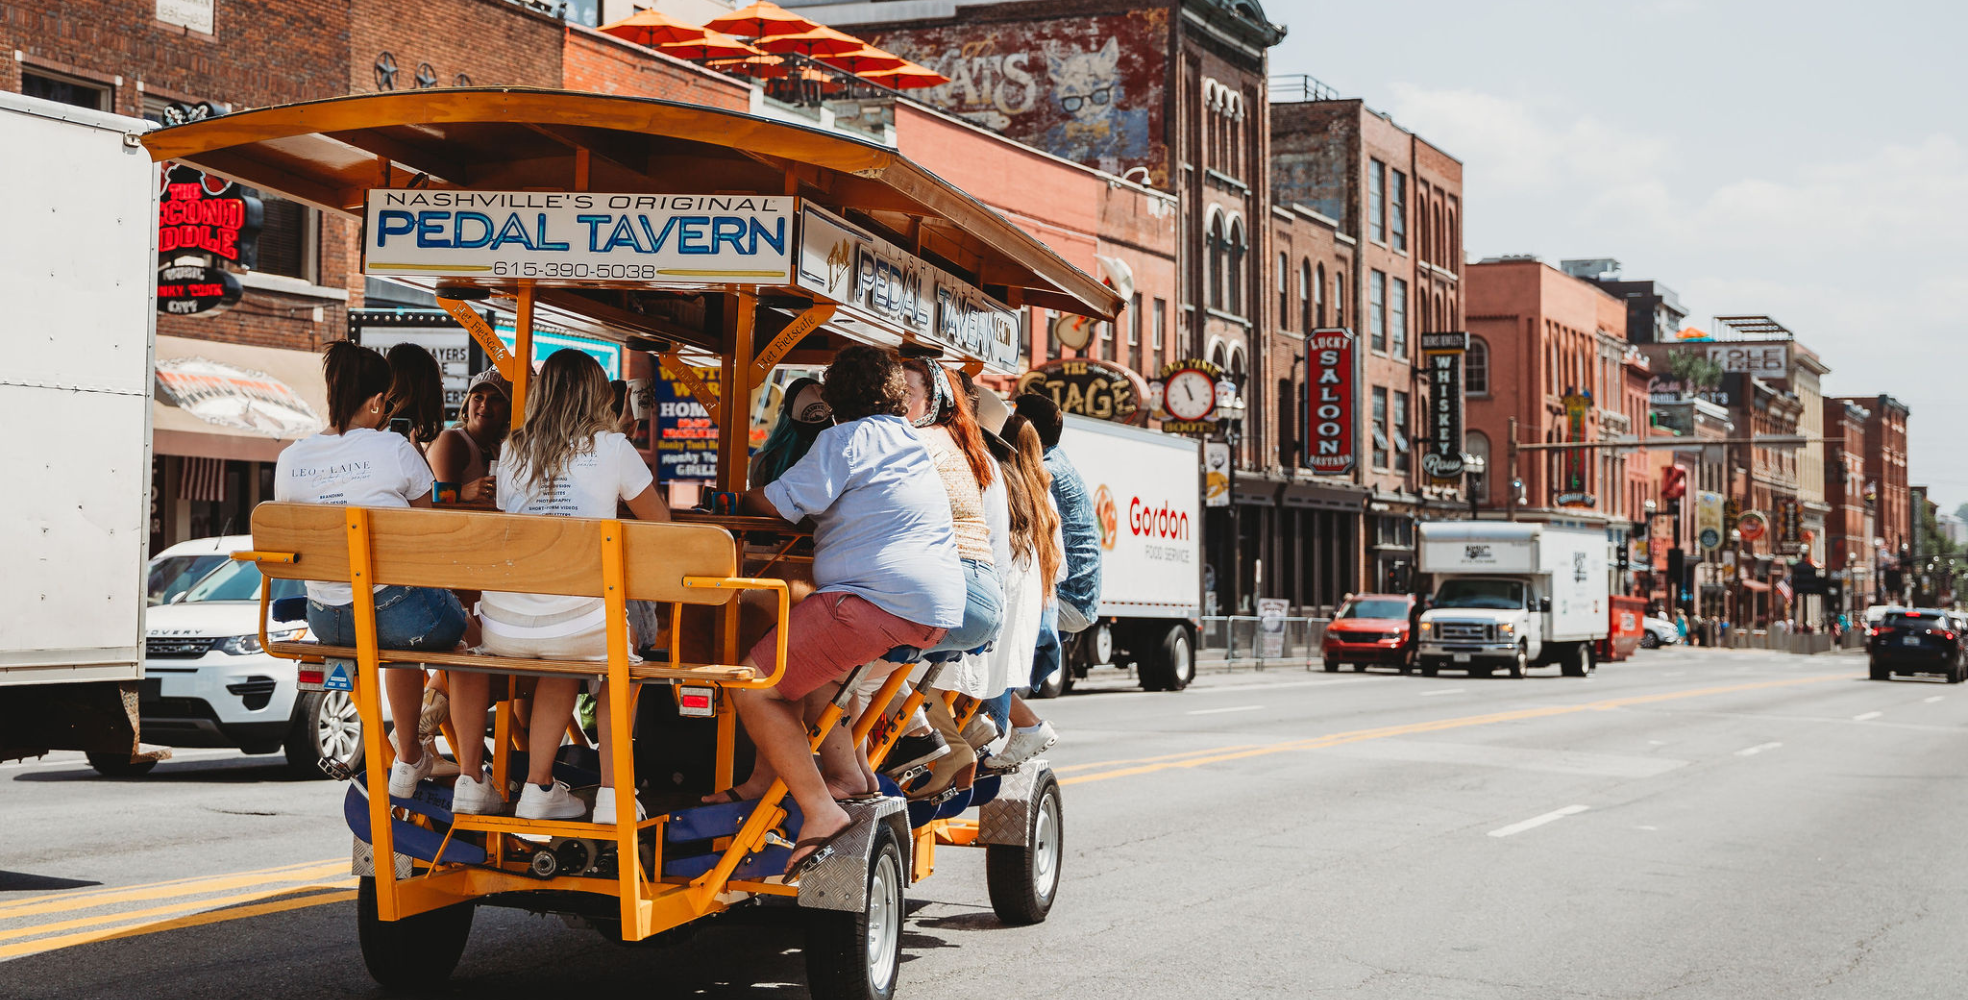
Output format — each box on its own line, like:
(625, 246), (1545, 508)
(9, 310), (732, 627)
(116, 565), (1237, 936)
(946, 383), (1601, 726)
(0, 93), (160, 764)
(1047, 414), (1202, 694)
(1414, 520), (1609, 679)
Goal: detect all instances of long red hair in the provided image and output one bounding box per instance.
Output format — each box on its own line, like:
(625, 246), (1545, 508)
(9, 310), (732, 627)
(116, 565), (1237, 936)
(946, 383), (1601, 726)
(905, 360), (994, 490)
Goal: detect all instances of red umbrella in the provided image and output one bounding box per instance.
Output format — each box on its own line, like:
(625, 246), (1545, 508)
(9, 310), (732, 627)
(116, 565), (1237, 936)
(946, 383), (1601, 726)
(755, 24), (869, 58)
(707, 53), (791, 79)
(658, 30), (761, 62)
(857, 59), (951, 90)
(818, 45), (906, 75)
(703, 1), (818, 40)
(598, 8), (707, 48)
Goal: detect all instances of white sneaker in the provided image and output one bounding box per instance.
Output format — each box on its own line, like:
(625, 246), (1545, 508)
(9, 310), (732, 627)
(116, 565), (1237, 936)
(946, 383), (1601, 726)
(593, 786), (647, 825)
(451, 768), (504, 816)
(388, 746), (435, 798)
(987, 721), (1058, 772)
(516, 779), (585, 820)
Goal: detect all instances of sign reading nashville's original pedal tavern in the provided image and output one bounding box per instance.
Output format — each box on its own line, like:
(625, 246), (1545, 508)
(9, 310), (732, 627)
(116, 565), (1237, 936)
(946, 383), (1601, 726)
(1419, 331), (1468, 483)
(1303, 328), (1356, 474)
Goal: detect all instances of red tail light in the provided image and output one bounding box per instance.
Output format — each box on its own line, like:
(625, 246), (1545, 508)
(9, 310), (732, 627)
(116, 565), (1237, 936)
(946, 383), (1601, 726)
(1945, 631), (1958, 642)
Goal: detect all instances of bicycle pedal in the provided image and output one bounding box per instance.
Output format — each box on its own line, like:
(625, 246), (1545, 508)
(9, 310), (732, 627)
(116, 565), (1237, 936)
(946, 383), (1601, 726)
(319, 758), (354, 782)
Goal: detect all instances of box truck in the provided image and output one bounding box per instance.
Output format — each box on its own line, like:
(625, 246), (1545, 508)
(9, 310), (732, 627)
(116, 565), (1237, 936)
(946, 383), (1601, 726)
(0, 93), (160, 765)
(1414, 520), (1610, 679)
(1046, 415), (1202, 694)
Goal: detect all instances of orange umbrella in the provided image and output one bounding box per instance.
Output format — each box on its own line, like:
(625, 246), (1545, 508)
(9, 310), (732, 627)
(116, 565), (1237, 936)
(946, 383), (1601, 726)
(857, 59), (951, 89)
(658, 30), (761, 62)
(707, 53), (791, 79)
(755, 24), (869, 58)
(818, 45), (906, 75)
(598, 8), (707, 48)
(704, 1), (818, 40)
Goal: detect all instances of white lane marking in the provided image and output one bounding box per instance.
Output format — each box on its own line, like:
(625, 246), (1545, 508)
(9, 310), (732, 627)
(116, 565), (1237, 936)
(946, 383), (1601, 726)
(1662, 672), (1686, 678)
(1735, 742), (1783, 757)
(1637, 825), (1659, 832)
(1924, 696), (1945, 704)
(1854, 711), (1883, 722)
(1185, 704), (1264, 716)
(1420, 688), (1466, 696)
(1326, 740), (1686, 778)
(1488, 804), (1590, 838)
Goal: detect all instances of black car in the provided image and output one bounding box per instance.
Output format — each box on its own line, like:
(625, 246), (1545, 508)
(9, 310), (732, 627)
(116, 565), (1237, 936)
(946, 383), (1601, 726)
(1867, 608), (1964, 682)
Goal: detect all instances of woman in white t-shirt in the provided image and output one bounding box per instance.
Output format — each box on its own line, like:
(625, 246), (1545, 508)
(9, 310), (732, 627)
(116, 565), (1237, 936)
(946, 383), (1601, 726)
(448, 349), (671, 823)
(275, 341), (468, 800)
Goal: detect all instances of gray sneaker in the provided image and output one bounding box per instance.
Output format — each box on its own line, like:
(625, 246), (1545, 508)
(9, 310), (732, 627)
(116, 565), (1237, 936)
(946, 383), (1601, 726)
(516, 779), (584, 820)
(986, 721), (1057, 773)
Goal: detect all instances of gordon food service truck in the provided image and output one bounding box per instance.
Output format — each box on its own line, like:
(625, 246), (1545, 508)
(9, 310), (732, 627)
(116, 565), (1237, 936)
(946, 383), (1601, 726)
(1414, 520), (1610, 679)
(1048, 414), (1202, 694)
(0, 93), (159, 765)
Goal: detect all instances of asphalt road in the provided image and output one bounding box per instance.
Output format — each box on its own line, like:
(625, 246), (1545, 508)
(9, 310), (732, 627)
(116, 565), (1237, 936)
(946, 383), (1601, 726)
(6, 646), (1968, 999)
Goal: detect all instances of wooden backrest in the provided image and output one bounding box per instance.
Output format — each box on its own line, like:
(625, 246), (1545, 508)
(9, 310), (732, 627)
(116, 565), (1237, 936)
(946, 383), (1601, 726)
(250, 502), (740, 605)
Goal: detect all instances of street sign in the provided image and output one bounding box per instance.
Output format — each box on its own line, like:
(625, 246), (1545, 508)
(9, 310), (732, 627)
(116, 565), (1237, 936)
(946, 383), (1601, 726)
(1257, 598), (1288, 659)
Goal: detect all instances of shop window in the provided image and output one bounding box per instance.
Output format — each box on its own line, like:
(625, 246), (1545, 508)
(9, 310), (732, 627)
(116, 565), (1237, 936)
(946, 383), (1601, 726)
(22, 69), (109, 111)
(1372, 386), (1389, 469)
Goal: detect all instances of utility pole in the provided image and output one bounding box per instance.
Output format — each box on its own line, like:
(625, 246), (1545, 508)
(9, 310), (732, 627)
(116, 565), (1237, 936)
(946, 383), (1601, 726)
(1506, 416), (1519, 522)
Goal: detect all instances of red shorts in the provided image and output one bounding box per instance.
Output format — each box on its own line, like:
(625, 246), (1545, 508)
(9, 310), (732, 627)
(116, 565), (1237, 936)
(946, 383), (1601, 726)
(749, 591), (947, 700)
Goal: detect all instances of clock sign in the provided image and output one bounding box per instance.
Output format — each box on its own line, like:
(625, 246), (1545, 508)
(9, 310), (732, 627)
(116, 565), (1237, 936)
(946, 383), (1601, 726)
(1148, 358), (1227, 435)
(1162, 367), (1215, 420)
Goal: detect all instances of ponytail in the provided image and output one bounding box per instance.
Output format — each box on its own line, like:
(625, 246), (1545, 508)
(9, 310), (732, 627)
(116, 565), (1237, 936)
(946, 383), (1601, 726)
(323, 340), (391, 432)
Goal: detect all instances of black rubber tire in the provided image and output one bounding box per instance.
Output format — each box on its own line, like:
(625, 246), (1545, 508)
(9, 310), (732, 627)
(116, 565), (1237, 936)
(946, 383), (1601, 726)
(1509, 645), (1529, 679)
(356, 876), (474, 988)
(86, 753), (156, 778)
(1137, 625), (1193, 692)
(1869, 658), (1890, 681)
(1351, 661), (1366, 672)
(1951, 656), (1965, 685)
(285, 690), (366, 778)
(804, 823), (905, 1000)
(986, 772), (1063, 926)
(1322, 660), (1339, 673)
(1032, 666), (1066, 700)
(1640, 632), (1660, 650)
(1420, 664), (1439, 678)
(1561, 643), (1593, 677)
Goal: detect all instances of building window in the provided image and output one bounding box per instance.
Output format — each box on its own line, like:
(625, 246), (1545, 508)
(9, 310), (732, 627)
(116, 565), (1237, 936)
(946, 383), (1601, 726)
(1448, 197), (1460, 266)
(1389, 170), (1407, 253)
(1393, 390), (1411, 473)
(1152, 298), (1166, 373)
(1129, 292), (1143, 370)
(1227, 218), (1245, 316)
(1277, 251), (1289, 330)
(1466, 338), (1490, 396)
(1372, 386), (1390, 469)
(1020, 308), (1034, 362)
(1415, 191), (1429, 263)
(1208, 214), (1225, 311)
(1333, 269), (1345, 327)
(1390, 277), (1408, 357)
(1466, 429), (1491, 503)
(1312, 262), (1325, 328)
(1299, 260), (1313, 331)
(22, 69), (110, 111)
(254, 194), (316, 281)
(1369, 270), (1387, 352)
(1434, 202), (1446, 266)
(1368, 159), (1386, 244)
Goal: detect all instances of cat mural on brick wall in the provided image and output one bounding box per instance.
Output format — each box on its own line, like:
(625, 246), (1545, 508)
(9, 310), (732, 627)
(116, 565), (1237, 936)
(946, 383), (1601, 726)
(875, 11), (1168, 185)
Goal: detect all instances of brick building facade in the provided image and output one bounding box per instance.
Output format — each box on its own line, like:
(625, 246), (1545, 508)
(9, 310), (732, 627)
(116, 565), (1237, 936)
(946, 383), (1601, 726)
(1832, 394), (1912, 603)
(1823, 398), (1876, 613)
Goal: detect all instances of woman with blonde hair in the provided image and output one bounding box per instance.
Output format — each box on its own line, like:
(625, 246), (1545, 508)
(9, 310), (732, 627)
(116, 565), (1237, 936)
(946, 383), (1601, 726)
(448, 349), (670, 822)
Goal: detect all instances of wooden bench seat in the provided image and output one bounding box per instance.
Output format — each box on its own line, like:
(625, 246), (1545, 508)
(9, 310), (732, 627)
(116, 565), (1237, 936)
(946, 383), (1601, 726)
(269, 642), (757, 684)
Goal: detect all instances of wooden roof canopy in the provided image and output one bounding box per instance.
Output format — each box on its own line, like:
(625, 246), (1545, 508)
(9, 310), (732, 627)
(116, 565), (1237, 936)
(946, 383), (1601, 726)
(143, 88), (1121, 352)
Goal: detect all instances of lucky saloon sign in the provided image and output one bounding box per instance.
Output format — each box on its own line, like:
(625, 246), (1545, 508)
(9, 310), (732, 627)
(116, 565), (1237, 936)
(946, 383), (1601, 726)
(797, 205), (1020, 373)
(1303, 328), (1356, 474)
(363, 190), (796, 285)
(158, 164), (262, 265)
(1420, 331), (1468, 483)
(1016, 358), (1147, 424)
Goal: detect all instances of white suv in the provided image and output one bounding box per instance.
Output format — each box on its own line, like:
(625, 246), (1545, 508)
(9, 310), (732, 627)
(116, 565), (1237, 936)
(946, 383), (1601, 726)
(121, 541), (380, 778)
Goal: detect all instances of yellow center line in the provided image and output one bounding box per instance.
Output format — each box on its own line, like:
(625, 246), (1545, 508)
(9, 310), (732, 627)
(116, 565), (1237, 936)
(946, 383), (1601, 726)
(0, 888), (358, 961)
(1050, 742), (1272, 774)
(1061, 673), (1853, 787)
(0, 863), (347, 921)
(0, 881), (357, 945)
(0, 857), (341, 915)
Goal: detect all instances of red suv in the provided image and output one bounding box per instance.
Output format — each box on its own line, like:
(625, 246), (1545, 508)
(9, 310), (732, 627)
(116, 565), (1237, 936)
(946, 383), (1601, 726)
(1322, 594), (1418, 673)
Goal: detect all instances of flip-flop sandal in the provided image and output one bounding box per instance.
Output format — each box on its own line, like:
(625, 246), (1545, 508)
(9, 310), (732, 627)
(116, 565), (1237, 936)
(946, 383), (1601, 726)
(699, 788), (748, 806)
(784, 824), (856, 883)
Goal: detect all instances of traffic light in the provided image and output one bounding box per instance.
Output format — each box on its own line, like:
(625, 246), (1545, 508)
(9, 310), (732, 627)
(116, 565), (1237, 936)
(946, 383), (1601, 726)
(1662, 465), (1688, 502)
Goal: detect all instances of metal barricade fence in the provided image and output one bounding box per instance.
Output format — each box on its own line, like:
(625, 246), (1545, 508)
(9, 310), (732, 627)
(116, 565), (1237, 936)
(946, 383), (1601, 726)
(1198, 616), (1331, 670)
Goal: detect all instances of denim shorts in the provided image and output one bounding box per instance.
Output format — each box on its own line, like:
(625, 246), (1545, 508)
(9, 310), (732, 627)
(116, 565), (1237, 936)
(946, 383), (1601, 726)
(927, 558), (1005, 654)
(307, 586), (468, 651)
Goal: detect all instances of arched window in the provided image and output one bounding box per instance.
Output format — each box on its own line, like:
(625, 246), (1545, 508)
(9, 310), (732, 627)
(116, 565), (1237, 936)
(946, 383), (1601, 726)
(1301, 259), (1315, 330)
(1207, 212), (1225, 311)
(1434, 202), (1446, 266)
(1415, 195), (1430, 264)
(1465, 338), (1489, 396)
(1312, 262), (1326, 328)
(1208, 338), (1227, 371)
(1277, 251), (1290, 330)
(1333, 269), (1345, 327)
(1227, 217), (1245, 316)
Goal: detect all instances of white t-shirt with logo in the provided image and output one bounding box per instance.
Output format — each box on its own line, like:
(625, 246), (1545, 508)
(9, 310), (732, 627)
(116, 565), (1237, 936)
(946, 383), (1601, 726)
(479, 432), (655, 634)
(273, 427), (435, 605)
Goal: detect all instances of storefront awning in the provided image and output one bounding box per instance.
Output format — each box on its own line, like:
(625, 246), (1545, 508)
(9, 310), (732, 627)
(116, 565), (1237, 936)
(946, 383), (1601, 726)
(153, 335), (328, 462)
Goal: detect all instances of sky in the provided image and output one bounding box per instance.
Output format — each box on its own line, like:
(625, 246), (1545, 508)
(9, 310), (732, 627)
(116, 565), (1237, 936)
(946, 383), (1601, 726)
(1266, 0), (1967, 512)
